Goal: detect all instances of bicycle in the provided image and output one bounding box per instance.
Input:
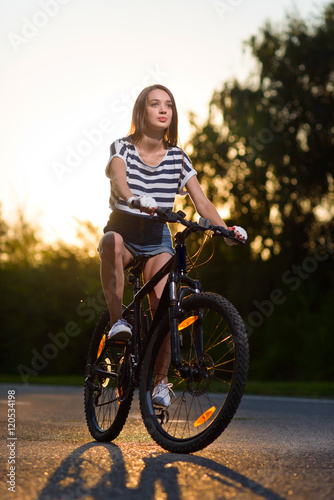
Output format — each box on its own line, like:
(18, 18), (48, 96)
(84, 208), (249, 454)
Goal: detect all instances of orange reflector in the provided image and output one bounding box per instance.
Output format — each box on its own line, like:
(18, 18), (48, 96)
(178, 315), (198, 331)
(194, 407), (216, 427)
(97, 335), (106, 357)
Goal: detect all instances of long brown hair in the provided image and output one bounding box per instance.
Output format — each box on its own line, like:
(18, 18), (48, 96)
(128, 84), (179, 147)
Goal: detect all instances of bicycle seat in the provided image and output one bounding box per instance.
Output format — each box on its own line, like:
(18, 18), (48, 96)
(125, 255), (150, 276)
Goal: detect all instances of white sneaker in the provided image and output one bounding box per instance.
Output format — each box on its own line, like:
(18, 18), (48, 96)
(108, 319), (132, 340)
(152, 382), (174, 408)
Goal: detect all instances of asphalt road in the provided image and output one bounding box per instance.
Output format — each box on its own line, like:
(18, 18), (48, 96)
(0, 383), (333, 500)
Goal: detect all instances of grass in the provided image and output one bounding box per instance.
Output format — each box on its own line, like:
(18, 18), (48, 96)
(1, 375), (333, 398)
(244, 380), (334, 399)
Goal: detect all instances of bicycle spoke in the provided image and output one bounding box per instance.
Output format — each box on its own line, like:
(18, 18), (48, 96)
(140, 293), (249, 453)
(84, 309), (134, 442)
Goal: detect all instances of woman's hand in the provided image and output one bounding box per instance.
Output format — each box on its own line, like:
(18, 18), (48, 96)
(225, 226), (248, 246)
(127, 195), (158, 216)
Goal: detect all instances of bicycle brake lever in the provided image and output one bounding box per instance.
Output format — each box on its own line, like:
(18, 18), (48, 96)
(156, 208), (187, 224)
(156, 208), (174, 222)
(211, 225), (232, 238)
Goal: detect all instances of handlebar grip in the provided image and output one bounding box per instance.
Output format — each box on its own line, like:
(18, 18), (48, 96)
(127, 197), (141, 209)
(212, 225), (246, 245)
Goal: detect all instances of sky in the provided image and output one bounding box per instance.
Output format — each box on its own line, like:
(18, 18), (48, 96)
(0, 0), (329, 244)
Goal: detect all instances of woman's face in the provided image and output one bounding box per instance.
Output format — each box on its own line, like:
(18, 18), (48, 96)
(144, 89), (173, 134)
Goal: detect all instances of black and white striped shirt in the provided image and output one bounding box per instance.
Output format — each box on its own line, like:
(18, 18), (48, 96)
(106, 137), (197, 216)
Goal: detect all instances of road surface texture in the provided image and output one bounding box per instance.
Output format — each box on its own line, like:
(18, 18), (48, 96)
(0, 383), (333, 500)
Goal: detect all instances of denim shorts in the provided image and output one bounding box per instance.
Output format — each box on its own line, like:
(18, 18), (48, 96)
(103, 209), (174, 258)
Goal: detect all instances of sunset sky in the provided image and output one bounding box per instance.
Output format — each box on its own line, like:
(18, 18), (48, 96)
(0, 0), (328, 243)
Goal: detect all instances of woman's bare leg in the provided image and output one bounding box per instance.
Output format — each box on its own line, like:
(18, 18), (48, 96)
(98, 231), (133, 325)
(143, 252), (172, 384)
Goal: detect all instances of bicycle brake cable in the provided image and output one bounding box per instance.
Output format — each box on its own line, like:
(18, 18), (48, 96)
(186, 231), (215, 274)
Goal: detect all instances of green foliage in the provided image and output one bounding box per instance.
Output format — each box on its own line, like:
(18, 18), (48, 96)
(0, 209), (103, 380)
(188, 2), (334, 261)
(186, 2), (334, 381)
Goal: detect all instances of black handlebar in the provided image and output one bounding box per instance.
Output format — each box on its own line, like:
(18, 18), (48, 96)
(128, 201), (245, 245)
(155, 208), (246, 245)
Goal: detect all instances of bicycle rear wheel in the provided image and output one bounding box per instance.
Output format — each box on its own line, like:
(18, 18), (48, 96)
(84, 308), (134, 441)
(139, 292), (249, 453)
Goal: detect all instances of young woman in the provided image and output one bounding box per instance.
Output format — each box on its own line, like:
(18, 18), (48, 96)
(98, 84), (246, 407)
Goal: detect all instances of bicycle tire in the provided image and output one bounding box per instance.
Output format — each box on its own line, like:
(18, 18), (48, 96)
(84, 308), (134, 441)
(139, 292), (249, 453)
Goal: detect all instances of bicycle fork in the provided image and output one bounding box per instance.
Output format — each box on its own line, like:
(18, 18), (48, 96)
(168, 271), (203, 379)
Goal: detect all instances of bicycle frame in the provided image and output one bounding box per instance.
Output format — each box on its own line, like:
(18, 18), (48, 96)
(94, 210), (241, 385)
(113, 224), (204, 377)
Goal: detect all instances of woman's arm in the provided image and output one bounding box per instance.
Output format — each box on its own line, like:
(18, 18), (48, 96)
(108, 156), (157, 215)
(109, 157), (133, 202)
(185, 175), (247, 243)
(185, 176), (228, 228)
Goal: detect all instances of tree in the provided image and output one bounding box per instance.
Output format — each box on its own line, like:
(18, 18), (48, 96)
(0, 208), (102, 378)
(188, 2), (334, 263)
(185, 3), (334, 381)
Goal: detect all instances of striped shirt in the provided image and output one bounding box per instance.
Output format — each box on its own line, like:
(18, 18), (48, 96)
(106, 137), (197, 216)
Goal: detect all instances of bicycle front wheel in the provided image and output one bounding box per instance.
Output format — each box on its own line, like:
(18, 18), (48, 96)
(139, 292), (249, 453)
(84, 308), (134, 441)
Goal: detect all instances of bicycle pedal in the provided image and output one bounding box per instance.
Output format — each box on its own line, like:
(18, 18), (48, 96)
(155, 408), (169, 424)
(85, 377), (100, 392)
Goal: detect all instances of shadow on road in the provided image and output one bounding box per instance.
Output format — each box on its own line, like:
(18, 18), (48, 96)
(37, 441), (286, 500)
